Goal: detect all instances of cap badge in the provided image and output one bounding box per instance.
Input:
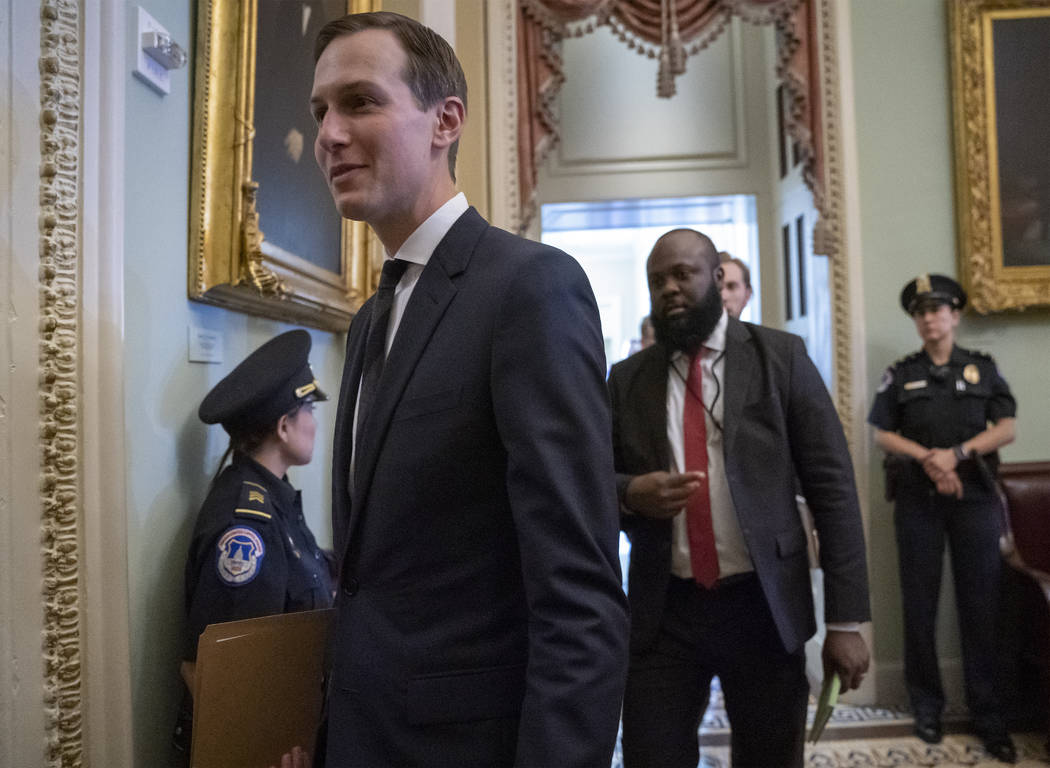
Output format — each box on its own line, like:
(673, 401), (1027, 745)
(295, 380), (318, 399)
(963, 364), (980, 384)
(916, 273), (932, 294)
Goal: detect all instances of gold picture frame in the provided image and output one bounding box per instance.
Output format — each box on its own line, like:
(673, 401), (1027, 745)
(190, 0), (381, 332)
(950, 0), (1050, 313)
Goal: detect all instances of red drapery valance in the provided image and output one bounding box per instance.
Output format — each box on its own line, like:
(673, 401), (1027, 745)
(517, 0), (822, 234)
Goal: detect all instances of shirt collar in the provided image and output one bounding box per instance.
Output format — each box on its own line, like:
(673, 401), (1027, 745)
(669, 308), (729, 365)
(388, 192), (468, 267)
(705, 309), (729, 353)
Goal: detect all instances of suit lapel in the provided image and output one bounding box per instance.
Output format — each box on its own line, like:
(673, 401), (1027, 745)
(636, 346), (671, 471)
(349, 208), (488, 529)
(332, 300), (371, 551)
(721, 318), (755, 456)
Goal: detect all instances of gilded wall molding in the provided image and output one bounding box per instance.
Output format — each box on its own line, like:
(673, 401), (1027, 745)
(487, 0), (523, 233)
(813, 0), (854, 447)
(38, 0), (83, 764)
(950, 0), (1050, 313)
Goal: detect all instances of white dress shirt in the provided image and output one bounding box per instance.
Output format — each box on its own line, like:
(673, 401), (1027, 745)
(350, 193), (469, 483)
(666, 310), (754, 580)
(663, 312), (860, 632)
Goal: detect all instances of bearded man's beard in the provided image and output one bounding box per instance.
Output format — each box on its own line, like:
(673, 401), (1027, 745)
(651, 280), (723, 355)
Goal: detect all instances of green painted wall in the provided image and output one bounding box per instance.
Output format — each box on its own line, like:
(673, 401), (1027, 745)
(850, 0), (1050, 701)
(123, 2), (345, 763)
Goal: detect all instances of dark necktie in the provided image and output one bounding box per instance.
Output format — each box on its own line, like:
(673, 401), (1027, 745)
(684, 350), (719, 587)
(355, 258), (409, 461)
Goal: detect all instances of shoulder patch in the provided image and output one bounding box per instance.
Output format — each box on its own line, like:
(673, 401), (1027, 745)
(215, 526), (265, 585)
(877, 368), (894, 393)
(235, 480), (274, 522)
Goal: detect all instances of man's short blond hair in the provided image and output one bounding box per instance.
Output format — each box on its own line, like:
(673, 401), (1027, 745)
(718, 252), (751, 289)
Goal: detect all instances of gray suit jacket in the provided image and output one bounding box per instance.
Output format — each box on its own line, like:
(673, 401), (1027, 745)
(608, 318), (870, 653)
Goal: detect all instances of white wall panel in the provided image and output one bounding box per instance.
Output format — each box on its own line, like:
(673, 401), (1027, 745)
(554, 21), (745, 174)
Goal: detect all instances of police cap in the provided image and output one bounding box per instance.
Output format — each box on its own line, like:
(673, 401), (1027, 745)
(899, 273), (967, 314)
(199, 329), (328, 435)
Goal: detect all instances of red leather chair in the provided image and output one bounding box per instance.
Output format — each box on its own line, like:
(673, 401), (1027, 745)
(998, 461), (1050, 744)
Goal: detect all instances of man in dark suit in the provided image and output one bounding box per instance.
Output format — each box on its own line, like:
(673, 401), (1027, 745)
(609, 229), (870, 768)
(310, 11), (629, 767)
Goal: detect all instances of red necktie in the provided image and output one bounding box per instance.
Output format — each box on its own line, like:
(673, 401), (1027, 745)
(684, 351), (719, 587)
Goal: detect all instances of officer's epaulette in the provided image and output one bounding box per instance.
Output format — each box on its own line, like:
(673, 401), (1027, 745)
(957, 346), (992, 361)
(894, 350), (924, 367)
(233, 480), (274, 522)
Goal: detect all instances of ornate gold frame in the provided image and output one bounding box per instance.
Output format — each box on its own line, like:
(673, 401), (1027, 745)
(190, 0), (380, 332)
(950, 0), (1050, 313)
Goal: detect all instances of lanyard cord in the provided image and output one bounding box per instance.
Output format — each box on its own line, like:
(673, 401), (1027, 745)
(672, 349), (727, 433)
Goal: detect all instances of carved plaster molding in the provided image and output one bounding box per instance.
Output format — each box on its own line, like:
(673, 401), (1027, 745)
(38, 1), (84, 764)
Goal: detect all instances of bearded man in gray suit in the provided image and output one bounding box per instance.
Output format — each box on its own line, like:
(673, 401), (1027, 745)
(609, 229), (870, 768)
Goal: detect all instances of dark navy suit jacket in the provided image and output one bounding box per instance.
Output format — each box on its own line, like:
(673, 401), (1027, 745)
(327, 208), (629, 767)
(608, 319), (870, 654)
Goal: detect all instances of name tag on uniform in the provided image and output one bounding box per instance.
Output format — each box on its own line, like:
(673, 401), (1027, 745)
(903, 380), (927, 390)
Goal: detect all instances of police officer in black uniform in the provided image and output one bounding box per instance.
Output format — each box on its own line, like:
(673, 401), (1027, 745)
(868, 274), (1017, 763)
(174, 329), (336, 759)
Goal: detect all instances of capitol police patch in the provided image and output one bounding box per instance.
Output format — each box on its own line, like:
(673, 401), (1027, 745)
(877, 369), (893, 393)
(216, 526), (265, 585)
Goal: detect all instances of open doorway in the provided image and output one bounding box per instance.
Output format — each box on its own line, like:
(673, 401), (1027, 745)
(541, 194), (760, 368)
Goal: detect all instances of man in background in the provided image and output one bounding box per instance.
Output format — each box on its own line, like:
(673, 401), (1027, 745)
(610, 229), (870, 768)
(640, 314), (656, 349)
(627, 315), (656, 356)
(311, 11), (628, 766)
(718, 252), (753, 319)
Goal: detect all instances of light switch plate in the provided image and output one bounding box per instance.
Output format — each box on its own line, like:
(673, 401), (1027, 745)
(133, 6), (172, 95)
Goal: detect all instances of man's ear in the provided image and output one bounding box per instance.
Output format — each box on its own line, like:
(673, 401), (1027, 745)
(432, 96), (465, 150)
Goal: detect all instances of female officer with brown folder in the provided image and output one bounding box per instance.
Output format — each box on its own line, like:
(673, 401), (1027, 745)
(174, 329), (335, 758)
(869, 274), (1017, 763)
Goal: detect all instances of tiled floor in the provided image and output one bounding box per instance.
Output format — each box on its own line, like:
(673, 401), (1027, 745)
(611, 682), (1049, 767)
(696, 732), (1049, 767)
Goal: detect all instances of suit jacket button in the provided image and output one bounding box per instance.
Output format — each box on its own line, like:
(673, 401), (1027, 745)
(343, 577), (359, 596)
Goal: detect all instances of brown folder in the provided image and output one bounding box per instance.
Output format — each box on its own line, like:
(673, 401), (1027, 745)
(190, 608), (334, 768)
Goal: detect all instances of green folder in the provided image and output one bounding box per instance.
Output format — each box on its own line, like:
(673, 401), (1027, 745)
(808, 672), (841, 743)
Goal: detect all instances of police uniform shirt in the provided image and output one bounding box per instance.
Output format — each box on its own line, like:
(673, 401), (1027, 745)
(868, 345), (1016, 492)
(184, 452), (335, 659)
